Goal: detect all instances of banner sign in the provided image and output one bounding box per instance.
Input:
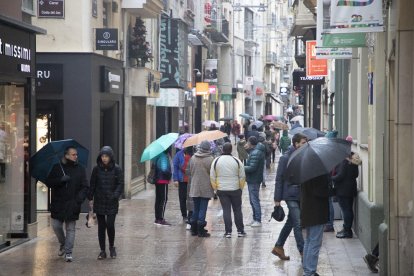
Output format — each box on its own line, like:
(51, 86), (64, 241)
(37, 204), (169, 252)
(160, 14), (188, 88)
(316, 0), (352, 59)
(204, 59), (218, 83)
(328, 0), (384, 33)
(306, 41), (328, 77)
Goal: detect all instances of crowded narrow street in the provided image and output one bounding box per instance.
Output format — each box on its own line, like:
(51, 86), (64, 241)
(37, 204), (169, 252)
(0, 152), (373, 276)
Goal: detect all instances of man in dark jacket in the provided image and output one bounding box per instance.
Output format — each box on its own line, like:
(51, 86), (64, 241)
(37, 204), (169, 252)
(332, 152), (359, 238)
(244, 136), (265, 227)
(301, 174), (330, 276)
(46, 146), (88, 262)
(246, 124), (260, 140)
(272, 133), (307, 260)
(88, 146), (124, 259)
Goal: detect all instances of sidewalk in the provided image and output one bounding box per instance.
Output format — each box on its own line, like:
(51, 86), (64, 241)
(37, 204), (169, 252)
(0, 152), (375, 276)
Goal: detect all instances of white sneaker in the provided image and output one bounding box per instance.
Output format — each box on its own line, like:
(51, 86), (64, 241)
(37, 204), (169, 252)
(186, 224), (191, 230)
(246, 220), (255, 226)
(250, 221), (262, 227)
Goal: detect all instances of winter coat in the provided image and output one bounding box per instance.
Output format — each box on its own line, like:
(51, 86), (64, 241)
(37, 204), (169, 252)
(231, 123), (241, 135)
(46, 159), (88, 221)
(236, 139), (249, 161)
(274, 147), (300, 202)
(155, 152), (172, 184)
(188, 151), (214, 198)
(210, 155), (246, 191)
(247, 130), (259, 140)
(244, 143), (265, 184)
(332, 158), (359, 197)
(88, 146), (124, 215)
(279, 130), (291, 154)
(173, 150), (186, 182)
(300, 174), (330, 228)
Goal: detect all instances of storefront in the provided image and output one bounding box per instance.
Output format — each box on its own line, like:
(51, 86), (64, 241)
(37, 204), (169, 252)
(35, 53), (124, 211)
(0, 15), (44, 250)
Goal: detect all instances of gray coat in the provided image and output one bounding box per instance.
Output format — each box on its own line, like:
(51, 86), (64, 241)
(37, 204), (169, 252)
(188, 151), (214, 198)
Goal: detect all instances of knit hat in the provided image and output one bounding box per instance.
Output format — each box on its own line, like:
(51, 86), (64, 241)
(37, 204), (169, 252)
(199, 140), (211, 152)
(248, 136), (258, 145)
(346, 135), (353, 142)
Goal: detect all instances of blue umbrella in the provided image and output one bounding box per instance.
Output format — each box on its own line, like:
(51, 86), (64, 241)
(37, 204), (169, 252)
(239, 113), (253, 120)
(29, 139), (89, 182)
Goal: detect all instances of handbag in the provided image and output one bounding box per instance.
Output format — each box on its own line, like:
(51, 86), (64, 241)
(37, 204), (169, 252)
(85, 208), (97, 228)
(146, 162), (157, 184)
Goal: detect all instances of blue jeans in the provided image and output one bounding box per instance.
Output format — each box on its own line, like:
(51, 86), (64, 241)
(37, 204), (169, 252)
(325, 197), (334, 228)
(337, 196), (354, 231)
(191, 197), (210, 224)
(303, 224), (324, 276)
(247, 183), (261, 222)
(275, 200), (304, 253)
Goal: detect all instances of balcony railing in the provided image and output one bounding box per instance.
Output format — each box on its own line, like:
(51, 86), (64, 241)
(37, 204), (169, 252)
(206, 17), (230, 43)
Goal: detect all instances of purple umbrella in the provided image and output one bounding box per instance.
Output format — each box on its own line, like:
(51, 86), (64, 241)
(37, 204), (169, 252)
(174, 133), (194, 149)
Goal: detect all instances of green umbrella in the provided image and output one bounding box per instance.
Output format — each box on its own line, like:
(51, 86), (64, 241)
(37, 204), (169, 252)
(140, 133), (179, 162)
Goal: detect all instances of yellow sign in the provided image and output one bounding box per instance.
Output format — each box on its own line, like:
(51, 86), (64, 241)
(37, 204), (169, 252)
(196, 82), (209, 95)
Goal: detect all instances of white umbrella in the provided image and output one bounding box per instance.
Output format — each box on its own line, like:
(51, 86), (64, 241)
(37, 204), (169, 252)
(291, 115), (304, 121)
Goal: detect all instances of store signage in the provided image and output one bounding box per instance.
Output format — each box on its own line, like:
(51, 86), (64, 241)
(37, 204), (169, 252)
(204, 59), (218, 83)
(147, 71), (160, 96)
(293, 70), (325, 86)
(221, 94), (232, 101)
(195, 82), (209, 95)
(100, 66), (123, 94)
(96, 28), (118, 50)
(244, 76), (254, 86)
(36, 64), (63, 93)
(0, 24), (35, 78)
(306, 41), (328, 77)
(38, 0), (65, 18)
(148, 88), (184, 107)
(322, 33), (366, 47)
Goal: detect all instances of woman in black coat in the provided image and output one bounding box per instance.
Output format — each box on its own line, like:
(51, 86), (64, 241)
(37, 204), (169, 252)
(332, 152), (359, 239)
(88, 146), (124, 259)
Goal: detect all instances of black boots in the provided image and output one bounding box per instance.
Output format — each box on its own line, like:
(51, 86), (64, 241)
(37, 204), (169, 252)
(197, 221), (210, 238)
(190, 221), (198, 236)
(336, 229), (353, 238)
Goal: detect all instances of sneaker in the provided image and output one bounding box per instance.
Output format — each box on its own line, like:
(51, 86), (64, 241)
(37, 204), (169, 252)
(237, 231), (246, 237)
(58, 245), (65, 256)
(224, 232), (232, 238)
(336, 231), (353, 239)
(271, 246), (290, 260)
(363, 254), (379, 273)
(246, 220), (255, 226)
(97, 251), (107, 260)
(324, 225), (335, 232)
(186, 223), (191, 230)
(250, 221), (262, 227)
(109, 247), (117, 259)
(65, 253), (73, 262)
(158, 219), (171, 226)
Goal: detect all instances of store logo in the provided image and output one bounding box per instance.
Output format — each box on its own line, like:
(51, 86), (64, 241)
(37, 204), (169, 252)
(103, 32), (111, 39)
(0, 38), (31, 61)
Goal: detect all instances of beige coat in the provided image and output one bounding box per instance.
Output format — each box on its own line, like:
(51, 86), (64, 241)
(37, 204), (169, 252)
(188, 151), (214, 198)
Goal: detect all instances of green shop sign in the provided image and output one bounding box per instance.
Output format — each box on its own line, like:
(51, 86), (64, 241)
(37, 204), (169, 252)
(220, 94), (233, 101)
(322, 33), (366, 48)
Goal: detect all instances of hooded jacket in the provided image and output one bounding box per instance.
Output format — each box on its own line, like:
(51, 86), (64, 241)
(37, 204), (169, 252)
(244, 143), (265, 183)
(279, 130), (291, 154)
(88, 146), (124, 215)
(46, 158), (88, 221)
(188, 150), (214, 198)
(274, 147), (300, 202)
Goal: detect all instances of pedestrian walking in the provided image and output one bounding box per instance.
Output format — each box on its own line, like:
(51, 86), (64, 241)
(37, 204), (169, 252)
(246, 124), (260, 140)
(153, 149), (173, 226)
(244, 136), (265, 227)
(210, 143), (246, 238)
(45, 146), (88, 262)
(173, 147), (193, 221)
(188, 140), (214, 237)
(332, 136), (360, 239)
(279, 130), (291, 154)
(236, 134), (249, 164)
(272, 133), (307, 261)
(231, 120), (241, 145)
(301, 174), (330, 276)
(272, 131), (280, 163)
(88, 146), (124, 260)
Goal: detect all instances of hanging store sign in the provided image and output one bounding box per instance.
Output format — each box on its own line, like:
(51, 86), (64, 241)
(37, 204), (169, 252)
(36, 63), (63, 93)
(244, 76), (253, 86)
(322, 33), (366, 47)
(196, 82), (209, 95)
(293, 70), (325, 86)
(329, 0), (384, 33)
(160, 14), (188, 89)
(306, 41), (328, 77)
(0, 24), (35, 78)
(204, 59), (218, 83)
(96, 28), (118, 50)
(38, 0), (65, 18)
(221, 94), (232, 101)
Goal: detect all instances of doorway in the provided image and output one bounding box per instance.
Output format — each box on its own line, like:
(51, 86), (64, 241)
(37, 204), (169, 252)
(100, 101), (119, 162)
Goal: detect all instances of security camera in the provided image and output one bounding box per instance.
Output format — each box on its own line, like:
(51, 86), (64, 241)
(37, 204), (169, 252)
(194, 69), (202, 77)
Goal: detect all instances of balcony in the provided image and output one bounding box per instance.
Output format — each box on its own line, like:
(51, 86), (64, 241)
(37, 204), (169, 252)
(266, 52), (277, 66)
(290, 0), (315, 37)
(205, 18), (229, 43)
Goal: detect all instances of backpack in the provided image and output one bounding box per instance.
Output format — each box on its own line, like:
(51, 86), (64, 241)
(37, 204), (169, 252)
(146, 162), (157, 184)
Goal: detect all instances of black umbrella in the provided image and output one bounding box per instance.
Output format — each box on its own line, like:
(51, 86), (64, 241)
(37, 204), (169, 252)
(219, 117), (233, 121)
(289, 127), (325, 140)
(285, 137), (351, 184)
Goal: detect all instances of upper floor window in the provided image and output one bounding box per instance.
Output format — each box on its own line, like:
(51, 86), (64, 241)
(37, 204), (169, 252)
(22, 0), (35, 15)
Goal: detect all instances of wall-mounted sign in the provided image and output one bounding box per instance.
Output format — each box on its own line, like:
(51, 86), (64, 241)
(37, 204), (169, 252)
(96, 28), (118, 50)
(38, 0), (65, 18)
(293, 70), (325, 86)
(36, 64), (63, 93)
(100, 66), (123, 94)
(204, 59), (218, 83)
(306, 41), (328, 77)
(195, 82), (209, 95)
(0, 24), (35, 78)
(244, 76), (253, 86)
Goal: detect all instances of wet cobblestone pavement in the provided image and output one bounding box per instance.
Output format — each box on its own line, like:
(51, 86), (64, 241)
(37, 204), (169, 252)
(0, 153), (375, 276)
